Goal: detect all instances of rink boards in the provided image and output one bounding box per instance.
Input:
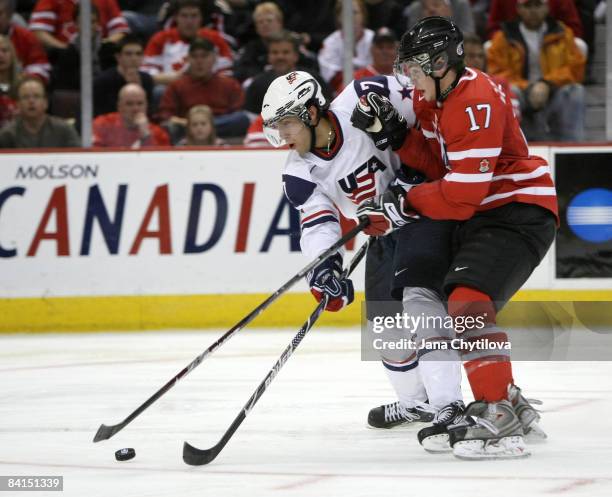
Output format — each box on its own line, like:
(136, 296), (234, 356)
(1, 145), (611, 332)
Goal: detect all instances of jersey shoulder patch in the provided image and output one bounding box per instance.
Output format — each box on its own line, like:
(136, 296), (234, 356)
(282, 155), (317, 208)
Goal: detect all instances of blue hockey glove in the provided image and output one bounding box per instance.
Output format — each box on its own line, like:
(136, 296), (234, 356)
(307, 254), (354, 312)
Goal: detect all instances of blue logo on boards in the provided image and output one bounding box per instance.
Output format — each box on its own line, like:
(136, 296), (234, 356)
(566, 188), (612, 243)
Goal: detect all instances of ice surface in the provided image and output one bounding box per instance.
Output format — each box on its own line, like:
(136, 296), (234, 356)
(1, 329), (611, 497)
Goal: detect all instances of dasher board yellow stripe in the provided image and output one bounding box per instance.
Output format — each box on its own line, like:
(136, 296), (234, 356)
(1, 290), (611, 333)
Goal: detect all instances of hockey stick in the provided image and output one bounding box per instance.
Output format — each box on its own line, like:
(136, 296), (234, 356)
(93, 218), (369, 443)
(182, 237), (370, 466)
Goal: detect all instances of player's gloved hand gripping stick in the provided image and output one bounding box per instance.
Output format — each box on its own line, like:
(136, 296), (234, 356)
(182, 237), (370, 466)
(93, 218), (370, 443)
(351, 92), (408, 151)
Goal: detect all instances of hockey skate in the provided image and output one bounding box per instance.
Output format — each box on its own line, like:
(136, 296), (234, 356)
(368, 401), (434, 429)
(449, 400), (530, 460)
(508, 384), (547, 441)
(417, 400), (465, 453)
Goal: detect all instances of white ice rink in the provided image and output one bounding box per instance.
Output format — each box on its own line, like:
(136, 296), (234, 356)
(1, 328), (612, 497)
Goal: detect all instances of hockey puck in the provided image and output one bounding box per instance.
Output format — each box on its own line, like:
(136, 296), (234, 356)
(115, 448), (136, 461)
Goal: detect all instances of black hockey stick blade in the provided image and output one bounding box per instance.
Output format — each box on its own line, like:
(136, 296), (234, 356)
(182, 239), (369, 465)
(94, 424), (120, 443)
(182, 297), (328, 466)
(93, 219), (368, 443)
(183, 441), (218, 466)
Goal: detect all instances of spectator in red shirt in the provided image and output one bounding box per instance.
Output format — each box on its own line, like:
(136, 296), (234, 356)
(141, 0), (233, 88)
(353, 27), (398, 80)
(0, 0), (51, 82)
(0, 33), (18, 128)
(93, 83), (170, 147)
(158, 37), (248, 139)
(29, 0), (129, 50)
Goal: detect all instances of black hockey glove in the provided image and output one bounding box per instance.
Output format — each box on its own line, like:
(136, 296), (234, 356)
(356, 185), (420, 236)
(351, 92), (408, 151)
(307, 253), (354, 312)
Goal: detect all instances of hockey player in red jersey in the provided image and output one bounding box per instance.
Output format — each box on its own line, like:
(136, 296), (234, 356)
(354, 17), (558, 459)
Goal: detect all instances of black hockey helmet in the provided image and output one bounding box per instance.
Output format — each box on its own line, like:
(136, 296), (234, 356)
(395, 16), (465, 99)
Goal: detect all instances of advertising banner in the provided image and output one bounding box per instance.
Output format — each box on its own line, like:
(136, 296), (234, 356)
(554, 150), (612, 278)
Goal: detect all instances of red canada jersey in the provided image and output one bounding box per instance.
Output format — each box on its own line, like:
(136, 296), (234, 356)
(243, 115), (268, 148)
(400, 68), (558, 222)
(29, 0), (129, 43)
(142, 28), (233, 77)
(9, 25), (51, 82)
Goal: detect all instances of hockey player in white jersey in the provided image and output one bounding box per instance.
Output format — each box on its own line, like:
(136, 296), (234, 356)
(262, 70), (465, 449)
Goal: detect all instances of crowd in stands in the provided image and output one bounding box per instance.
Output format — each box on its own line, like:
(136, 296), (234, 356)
(0, 0), (605, 148)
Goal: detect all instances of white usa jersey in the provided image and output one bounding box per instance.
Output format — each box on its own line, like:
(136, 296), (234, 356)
(282, 75), (416, 259)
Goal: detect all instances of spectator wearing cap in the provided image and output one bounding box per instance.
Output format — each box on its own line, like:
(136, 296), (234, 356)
(158, 37), (248, 140)
(0, 0), (50, 83)
(318, 0), (374, 95)
(93, 34), (153, 116)
(487, 0), (586, 141)
(353, 27), (398, 79)
(93, 83), (169, 147)
(405, 0), (475, 35)
(243, 31), (330, 117)
(0, 77), (81, 148)
(141, 0), (233, 88)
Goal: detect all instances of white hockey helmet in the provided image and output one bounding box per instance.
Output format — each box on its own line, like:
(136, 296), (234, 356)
(261, 70), (328, 147)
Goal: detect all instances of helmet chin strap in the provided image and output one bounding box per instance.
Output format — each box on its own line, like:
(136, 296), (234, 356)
(307, 107), (323, 153)
(433, 66), (465, 102)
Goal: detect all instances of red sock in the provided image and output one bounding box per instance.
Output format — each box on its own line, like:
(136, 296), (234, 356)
(448, 286), (513, 402)
(464, 359), (513, 402)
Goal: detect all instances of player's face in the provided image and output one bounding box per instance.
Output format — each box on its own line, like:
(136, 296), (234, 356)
(278, 116), (309, 153)
(395, 52), (447, 101)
